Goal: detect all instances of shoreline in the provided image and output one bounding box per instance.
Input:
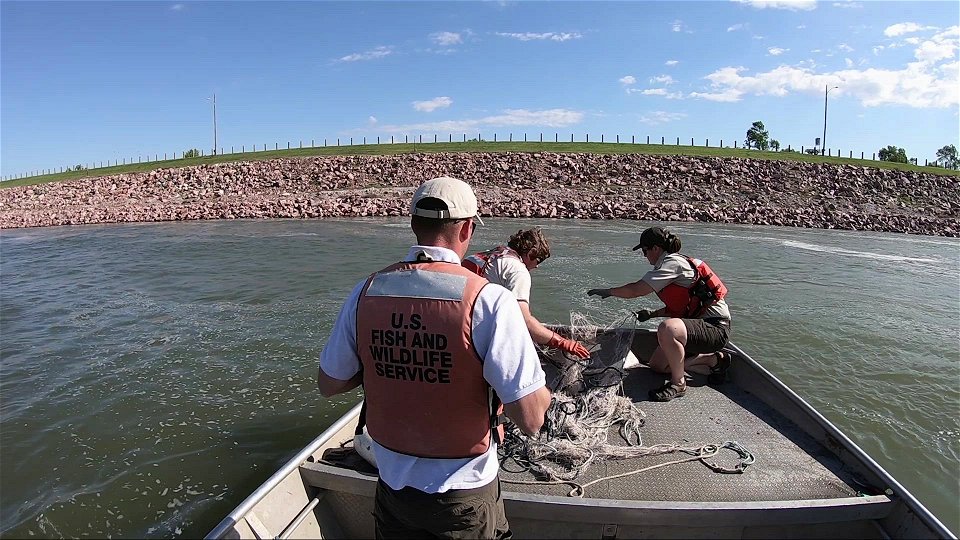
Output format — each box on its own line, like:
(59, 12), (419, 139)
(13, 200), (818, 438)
(1, 152), (957, 237)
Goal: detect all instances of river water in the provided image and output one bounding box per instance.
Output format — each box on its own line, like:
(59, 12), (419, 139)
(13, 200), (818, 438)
(1, 218), (958, 538)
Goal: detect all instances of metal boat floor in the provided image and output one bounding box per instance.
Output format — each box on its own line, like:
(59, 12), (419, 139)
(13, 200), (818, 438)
(499, 364), (867, 503)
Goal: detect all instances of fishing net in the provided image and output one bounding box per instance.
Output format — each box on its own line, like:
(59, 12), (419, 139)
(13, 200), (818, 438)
(499, 311), (731, 487)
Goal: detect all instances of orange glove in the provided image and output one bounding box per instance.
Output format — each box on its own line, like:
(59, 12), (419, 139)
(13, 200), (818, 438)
(547, 333), (591, 359)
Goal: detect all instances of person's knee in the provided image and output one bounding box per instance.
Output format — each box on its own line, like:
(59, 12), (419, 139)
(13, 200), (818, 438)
(656, 319), (684, 344)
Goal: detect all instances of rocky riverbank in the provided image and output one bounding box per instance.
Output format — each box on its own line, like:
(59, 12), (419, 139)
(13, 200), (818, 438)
(1, 152), (958, 236)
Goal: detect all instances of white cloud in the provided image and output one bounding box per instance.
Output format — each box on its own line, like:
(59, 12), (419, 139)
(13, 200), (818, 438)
(671, 20), (686, 33)
(170, 3), (184, 10)
(732, 0), (817, 11)
(768, 47), (788, 56)
(630, 88), (684, 99)
(650, 75), (676, 85)
(845, 58), (854, 67)
(638, 111), (687, 125)
(727, 23), (746, 32)
(619, 75), (637, 85)
(838, 43), (854, 52)
(366, 108), (584, 133)
(913, 26), (959, 64)
(689, 58), (958, 108)
(413, 96), (453, 112)
(832, 2), (862, 7)
(431, 32), (462, 46)
(665, 60), (679, 66)
(368, 116), (378, 125)
(797, 24), (806, 29)
(495, 32), (582, 42)
(872, 45), (885, 55)
(337, 46), (393, 62)
(884, 22), (936, 37)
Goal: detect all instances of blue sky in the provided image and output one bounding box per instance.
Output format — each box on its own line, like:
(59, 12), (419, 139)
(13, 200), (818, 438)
(2, 1), (958, 178)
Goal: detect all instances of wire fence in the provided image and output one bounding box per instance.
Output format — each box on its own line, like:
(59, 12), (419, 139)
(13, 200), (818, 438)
(3, 132), (950, 181)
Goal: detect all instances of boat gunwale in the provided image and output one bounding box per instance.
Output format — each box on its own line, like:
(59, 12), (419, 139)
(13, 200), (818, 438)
(724, 341), (954, 538)
(299, 459), (897, 523)
(203, 401), (364, 540)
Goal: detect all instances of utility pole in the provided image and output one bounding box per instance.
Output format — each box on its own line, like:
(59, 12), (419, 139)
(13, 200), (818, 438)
(211, 93), (218, 156)
(822, 85), (838, 156)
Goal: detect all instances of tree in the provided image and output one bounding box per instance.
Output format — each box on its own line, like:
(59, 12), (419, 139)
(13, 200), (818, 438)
(183, 148), (201, 158)
(744, 121), (770, 150)
(770, 140), (780, 152)
(935, 144), (958, 169)
(878, 145), (908, 163)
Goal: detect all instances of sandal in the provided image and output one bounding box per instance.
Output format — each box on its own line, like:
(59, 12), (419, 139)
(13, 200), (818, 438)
(649, 380), (686, 402)
(708, 350), (732, 386)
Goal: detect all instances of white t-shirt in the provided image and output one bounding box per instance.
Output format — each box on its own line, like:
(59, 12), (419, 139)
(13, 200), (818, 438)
(319, 245), (546, 493)
(482, 251), (532, 303)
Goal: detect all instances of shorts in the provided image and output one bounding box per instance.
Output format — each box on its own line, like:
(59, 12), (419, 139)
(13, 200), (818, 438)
(682, 317), (731, 357)
(374, 478), (512, 539)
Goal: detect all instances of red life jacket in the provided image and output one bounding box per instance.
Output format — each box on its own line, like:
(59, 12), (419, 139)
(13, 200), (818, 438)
(356, 260), (504, 459)
(655, 255), (728, 319)
(462, 246), (521, 277)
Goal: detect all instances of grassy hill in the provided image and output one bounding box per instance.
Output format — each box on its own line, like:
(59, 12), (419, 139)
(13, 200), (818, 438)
(3, 141), (958, 189)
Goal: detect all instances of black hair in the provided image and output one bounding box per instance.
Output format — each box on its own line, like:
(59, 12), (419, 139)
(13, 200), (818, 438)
(640, 226), (681, 253)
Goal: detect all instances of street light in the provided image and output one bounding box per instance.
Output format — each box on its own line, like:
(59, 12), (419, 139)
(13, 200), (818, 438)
(822, 85), (838, 156)
(208, 93), (218, 156)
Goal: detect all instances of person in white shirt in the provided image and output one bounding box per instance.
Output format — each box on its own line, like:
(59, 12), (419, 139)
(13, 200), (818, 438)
(464, 228), (591, 359)
(318, 176), (551, 539)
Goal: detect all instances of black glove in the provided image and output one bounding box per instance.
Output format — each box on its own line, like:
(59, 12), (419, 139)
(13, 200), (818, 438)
(587, 288), (612, 299)
(635, 309), (655, 322)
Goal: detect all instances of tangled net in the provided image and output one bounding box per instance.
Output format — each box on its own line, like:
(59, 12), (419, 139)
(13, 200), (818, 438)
(499, 312), (748, 491)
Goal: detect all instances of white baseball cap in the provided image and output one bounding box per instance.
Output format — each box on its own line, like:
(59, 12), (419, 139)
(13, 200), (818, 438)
(410, 176), (484, 225)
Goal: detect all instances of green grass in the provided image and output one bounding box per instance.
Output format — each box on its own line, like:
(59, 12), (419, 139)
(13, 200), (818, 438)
(3, 141), (957, 189)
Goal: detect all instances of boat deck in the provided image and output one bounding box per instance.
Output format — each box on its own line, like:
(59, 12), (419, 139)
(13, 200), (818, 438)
(499, 361), (868, 503)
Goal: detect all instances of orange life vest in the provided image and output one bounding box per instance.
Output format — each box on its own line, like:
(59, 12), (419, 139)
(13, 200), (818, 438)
(356, 260), (504, 459)
(462, 246), (521, 277)
(656, 255), (728, 319)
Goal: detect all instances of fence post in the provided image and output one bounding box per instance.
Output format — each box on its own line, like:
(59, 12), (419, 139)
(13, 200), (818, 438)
(325, 139), (328, 146)
(391, 136), (394, 144)
(463, 134), (466, 142)
(646, 135), (649, 144)
(494, 133), (497, 142)
(872, 153), (875, 160)
(602, 134), (605, 143)
(861, 152), (864, 159)
(632, 135), (635, 144)
(616, 135), (619, 143)
(734, 140), (737, 149)
(586, 134), (589, 143)
(706, 139), (709, 147)
(405, 135), (408, 143)
(571, 133), (574, 142)
(555, 133), (558, 142)
(351, 137), (354, 145)
(662, 136), (665, 144)
(337, 138), (340, 146)
(509, 133), (512, 142)
(363, 137), (366, 144)
(311, 140), (314, 147)
(435, 134), (437, 143)
(419, 134), (422, 143)
(691, 137), (693, 146)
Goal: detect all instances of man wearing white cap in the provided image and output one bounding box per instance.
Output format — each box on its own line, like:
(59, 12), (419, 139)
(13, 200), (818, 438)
(318, 176), (550, 539)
